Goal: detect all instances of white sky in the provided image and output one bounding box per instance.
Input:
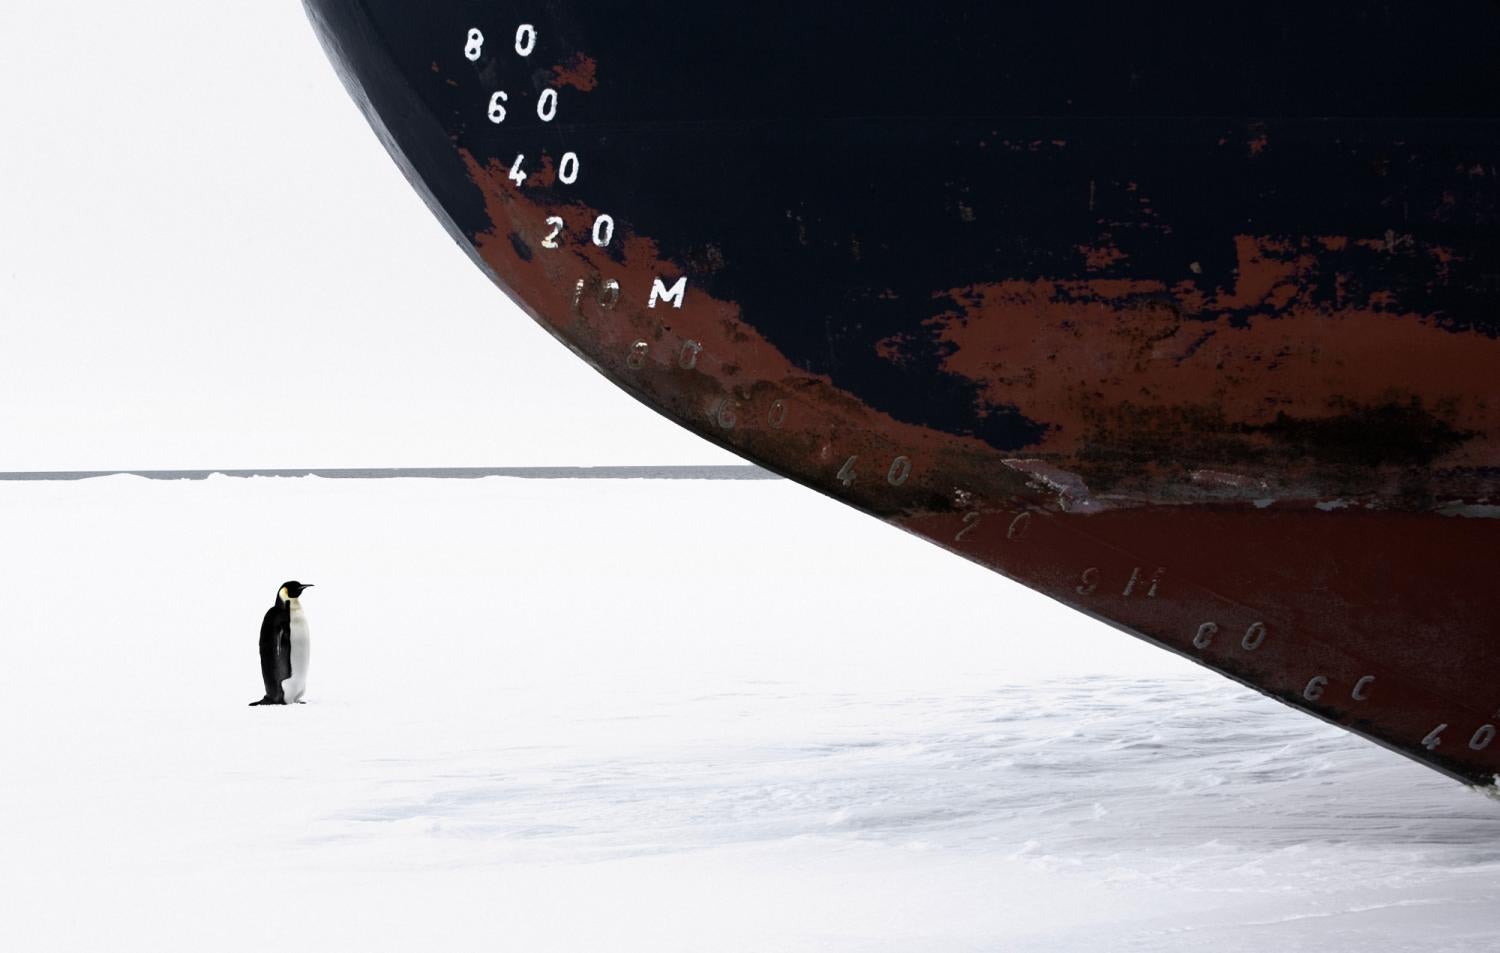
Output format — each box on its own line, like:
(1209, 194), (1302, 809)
(0, 2), (737, 469)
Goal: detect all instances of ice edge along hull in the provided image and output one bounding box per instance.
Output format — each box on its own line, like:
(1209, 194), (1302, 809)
(303, 0), (1500, 790)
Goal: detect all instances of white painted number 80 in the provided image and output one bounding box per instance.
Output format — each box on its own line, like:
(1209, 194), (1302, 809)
(464, 28), (484, 61)
(515, 24), (537, 57)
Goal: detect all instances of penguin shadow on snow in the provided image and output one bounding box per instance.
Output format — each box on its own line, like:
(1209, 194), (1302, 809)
(249, 580), (313, 707)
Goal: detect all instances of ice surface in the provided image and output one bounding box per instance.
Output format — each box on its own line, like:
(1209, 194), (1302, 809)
(1, 476), (1495, 952)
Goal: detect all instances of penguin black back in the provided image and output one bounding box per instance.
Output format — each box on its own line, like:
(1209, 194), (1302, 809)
(249, 581), (311, 706)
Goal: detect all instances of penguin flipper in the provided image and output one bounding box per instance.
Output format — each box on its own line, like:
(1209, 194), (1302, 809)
(276, 628), (293, 685)
(259, 603), (291, 703)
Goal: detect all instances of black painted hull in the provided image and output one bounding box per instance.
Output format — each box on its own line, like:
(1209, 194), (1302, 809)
(303, 0), (1500, 791)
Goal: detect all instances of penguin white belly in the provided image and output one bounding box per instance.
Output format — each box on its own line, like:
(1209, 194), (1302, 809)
(280, 601), (311, 703)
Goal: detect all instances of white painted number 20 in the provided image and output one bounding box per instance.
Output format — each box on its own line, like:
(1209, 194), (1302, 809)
(541, 216), (564, 249)
(591, 214), (615, 247)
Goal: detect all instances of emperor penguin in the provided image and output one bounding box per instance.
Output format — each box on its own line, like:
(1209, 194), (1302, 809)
(249, 581), (313, 706)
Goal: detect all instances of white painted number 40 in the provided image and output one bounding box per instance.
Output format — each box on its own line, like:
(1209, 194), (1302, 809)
(509, 154), (577, 188)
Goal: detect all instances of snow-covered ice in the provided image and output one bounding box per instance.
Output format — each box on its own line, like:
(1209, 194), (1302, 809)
(1, 475), (1496, 952)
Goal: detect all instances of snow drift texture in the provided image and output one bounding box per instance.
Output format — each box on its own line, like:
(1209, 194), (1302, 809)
(1, 475), (1496, 952)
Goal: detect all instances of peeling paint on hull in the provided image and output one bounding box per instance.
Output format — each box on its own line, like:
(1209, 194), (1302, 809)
(303, 0), (1500, 791)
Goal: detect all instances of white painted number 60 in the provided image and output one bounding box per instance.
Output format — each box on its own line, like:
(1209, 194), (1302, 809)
(487, 91), (508, 124)
(537, 89), (558, 122)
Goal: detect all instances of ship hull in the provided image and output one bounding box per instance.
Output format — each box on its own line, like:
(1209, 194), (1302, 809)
(303, 0), (1500, 789)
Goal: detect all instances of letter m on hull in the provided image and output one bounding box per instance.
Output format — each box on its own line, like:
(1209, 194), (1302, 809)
(649, 276), (687, 309)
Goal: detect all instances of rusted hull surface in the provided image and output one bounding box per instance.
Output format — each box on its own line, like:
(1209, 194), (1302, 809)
(303, 0), (1500, 789)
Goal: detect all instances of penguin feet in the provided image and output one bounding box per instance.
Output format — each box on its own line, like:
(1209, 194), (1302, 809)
(248, 697), (287, 706)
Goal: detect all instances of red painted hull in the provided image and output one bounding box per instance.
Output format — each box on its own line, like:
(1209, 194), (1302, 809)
(303, 0), (1500, 790)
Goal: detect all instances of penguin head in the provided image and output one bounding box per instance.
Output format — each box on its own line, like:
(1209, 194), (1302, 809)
(278, 581), (314, 602)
